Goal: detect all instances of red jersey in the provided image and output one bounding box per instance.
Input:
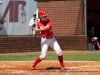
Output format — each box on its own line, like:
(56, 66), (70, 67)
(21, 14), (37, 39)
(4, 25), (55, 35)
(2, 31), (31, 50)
(37, 19), (53, 37)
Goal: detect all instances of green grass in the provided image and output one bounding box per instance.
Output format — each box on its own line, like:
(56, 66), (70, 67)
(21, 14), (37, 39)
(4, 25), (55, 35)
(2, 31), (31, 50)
(0, 53), (100, 61)
(0, 54), (39, 61)
(63, 54), (100, 61)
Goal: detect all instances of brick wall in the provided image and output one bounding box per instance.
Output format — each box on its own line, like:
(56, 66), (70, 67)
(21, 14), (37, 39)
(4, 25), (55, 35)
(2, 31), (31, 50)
(0, 36), (41, 53)
(0, 36), (87, 53)
(37, 0), (84, 36)
(56, 35), (87, 50)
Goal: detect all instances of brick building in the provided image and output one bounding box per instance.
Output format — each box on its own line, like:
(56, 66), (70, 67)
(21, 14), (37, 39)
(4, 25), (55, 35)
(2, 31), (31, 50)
(0, 0), (100, 53)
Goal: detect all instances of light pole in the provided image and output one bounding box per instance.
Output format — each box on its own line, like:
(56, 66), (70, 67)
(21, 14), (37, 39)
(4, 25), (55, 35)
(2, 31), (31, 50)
(84, 0), (87, 36)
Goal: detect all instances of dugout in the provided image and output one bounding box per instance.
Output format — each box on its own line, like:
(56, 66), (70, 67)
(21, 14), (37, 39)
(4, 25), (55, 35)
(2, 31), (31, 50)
(87, 0), (100, 50)
(87, 0), (100, 43)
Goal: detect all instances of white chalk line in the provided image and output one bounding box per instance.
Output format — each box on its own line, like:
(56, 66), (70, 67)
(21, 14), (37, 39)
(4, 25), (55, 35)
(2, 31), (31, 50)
(0, 60), (99, 62)
(65, 65), (100, 69)
(0, 66), (15, 68)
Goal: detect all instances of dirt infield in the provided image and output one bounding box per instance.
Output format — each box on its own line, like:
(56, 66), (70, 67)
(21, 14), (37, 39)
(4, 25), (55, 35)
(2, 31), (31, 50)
(0, 61), (100, 75)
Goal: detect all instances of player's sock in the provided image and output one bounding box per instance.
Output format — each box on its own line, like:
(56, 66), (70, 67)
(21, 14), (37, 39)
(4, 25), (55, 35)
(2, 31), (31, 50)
(58, 55), (65, 68)
(32, 57), (42, 66)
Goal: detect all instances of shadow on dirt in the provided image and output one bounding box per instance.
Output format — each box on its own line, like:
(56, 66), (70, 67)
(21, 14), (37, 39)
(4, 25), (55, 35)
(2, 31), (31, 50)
(46, 67), (61, 70)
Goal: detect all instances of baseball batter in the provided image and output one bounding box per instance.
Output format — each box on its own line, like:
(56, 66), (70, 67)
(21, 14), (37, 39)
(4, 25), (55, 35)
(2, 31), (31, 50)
(30, 10), (66, 70)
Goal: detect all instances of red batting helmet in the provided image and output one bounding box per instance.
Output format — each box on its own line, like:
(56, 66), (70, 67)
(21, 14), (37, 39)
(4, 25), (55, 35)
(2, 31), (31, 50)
(38, 10), (48, 17)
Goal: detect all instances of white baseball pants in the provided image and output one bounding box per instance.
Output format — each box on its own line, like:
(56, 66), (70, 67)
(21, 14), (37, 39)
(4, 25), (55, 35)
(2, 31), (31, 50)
(39, 37), (62, 59)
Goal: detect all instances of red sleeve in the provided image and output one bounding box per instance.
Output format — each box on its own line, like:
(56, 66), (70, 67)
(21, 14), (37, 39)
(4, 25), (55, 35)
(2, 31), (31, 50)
(47, 19), (52, 26)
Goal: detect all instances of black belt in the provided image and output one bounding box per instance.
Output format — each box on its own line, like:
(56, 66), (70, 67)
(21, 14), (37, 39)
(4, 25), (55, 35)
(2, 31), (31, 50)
(42, 36), (53, 39)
